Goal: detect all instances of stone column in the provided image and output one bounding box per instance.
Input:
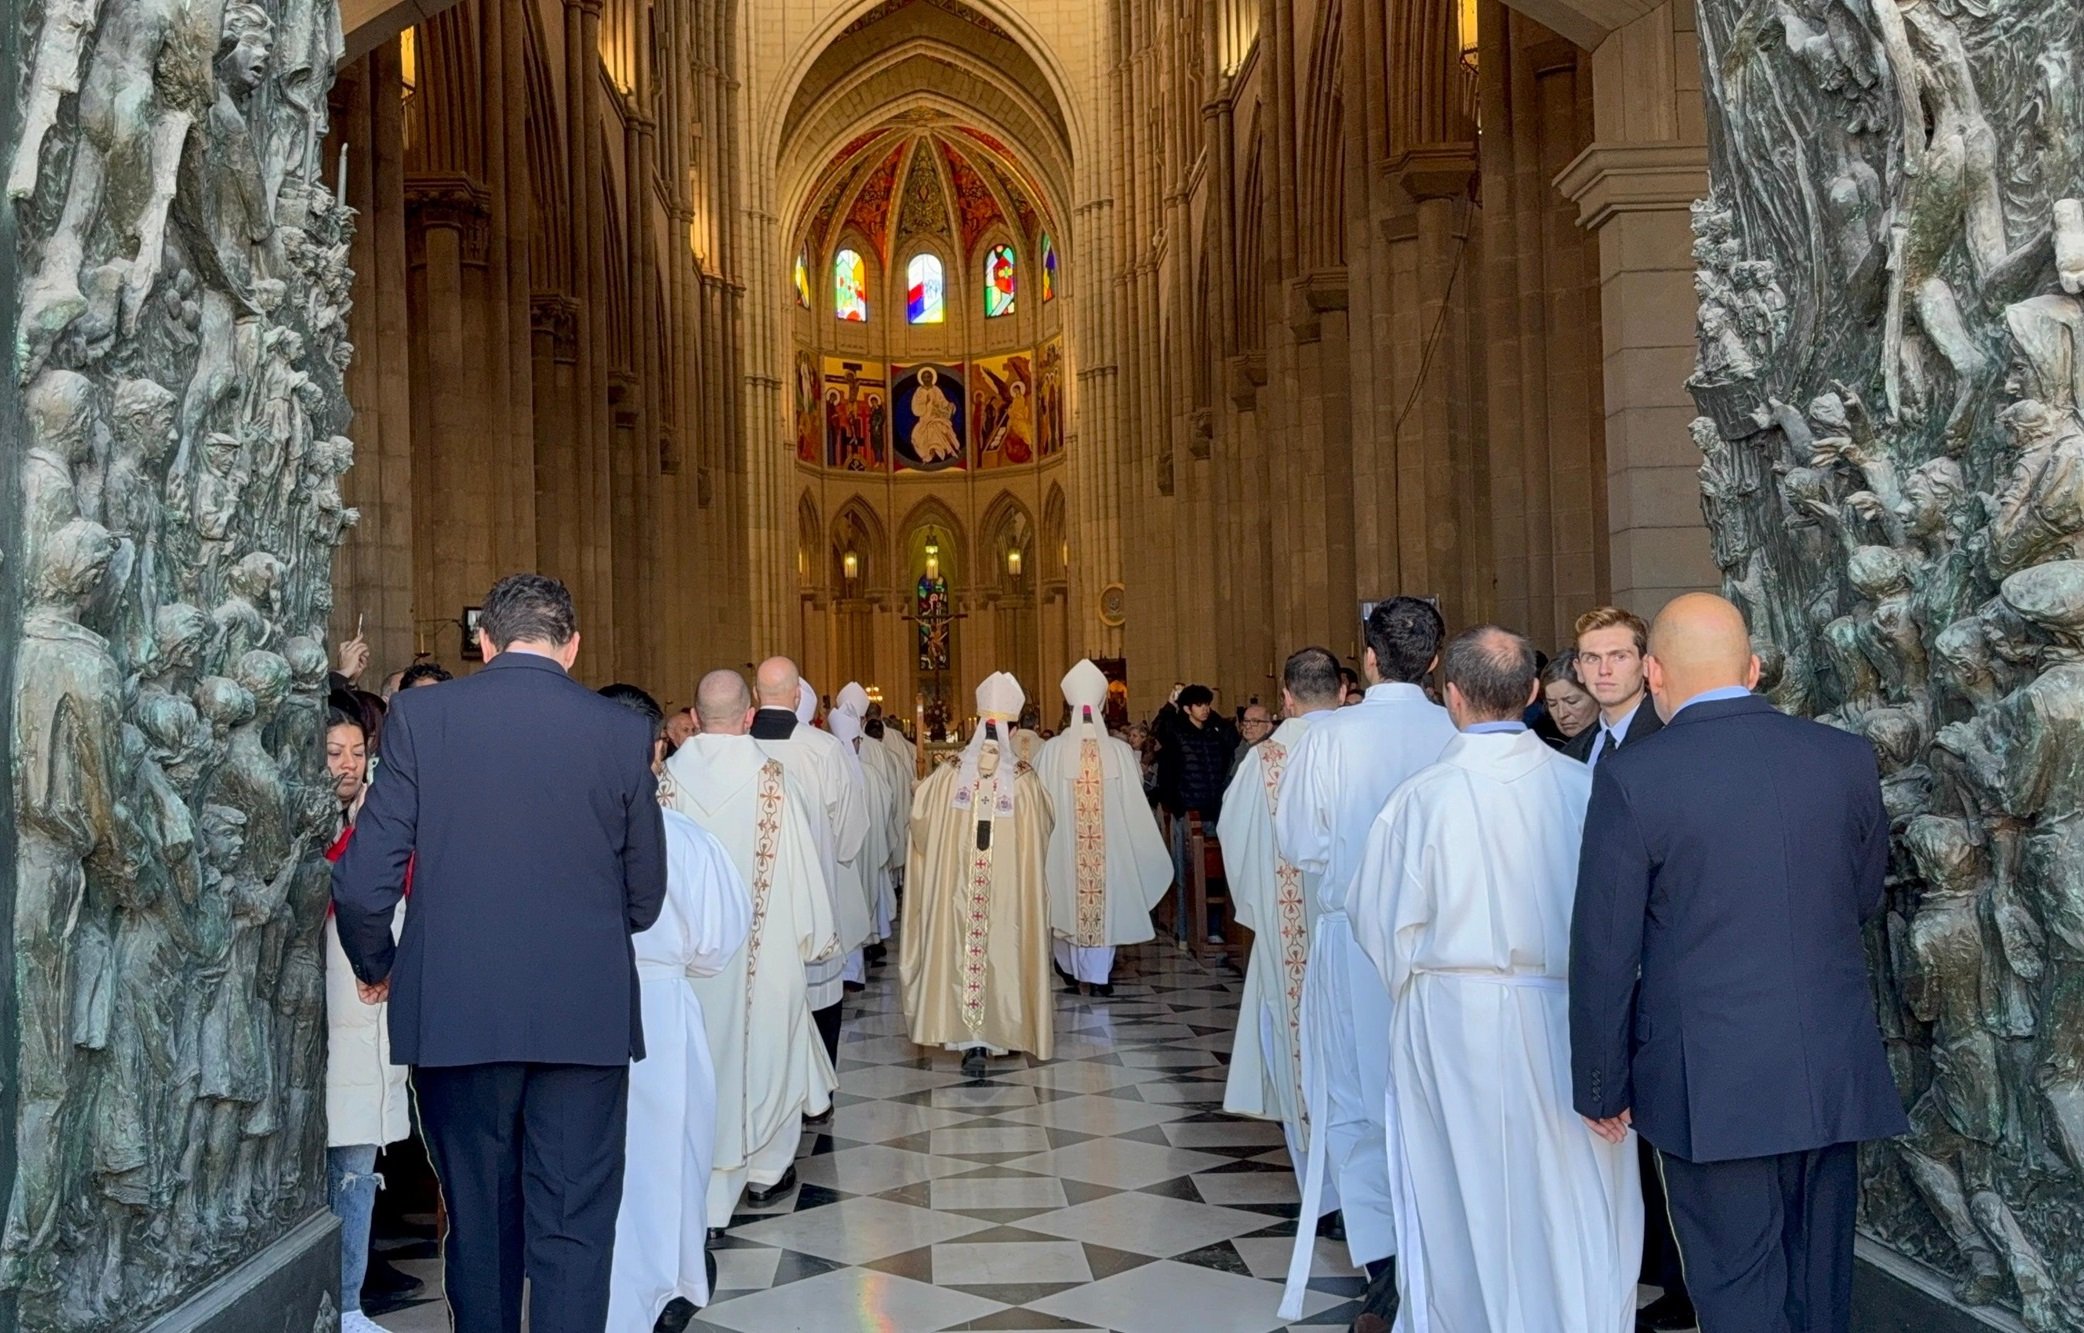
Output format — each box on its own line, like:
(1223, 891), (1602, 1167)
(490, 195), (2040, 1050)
(1553, 0), (1715, 617)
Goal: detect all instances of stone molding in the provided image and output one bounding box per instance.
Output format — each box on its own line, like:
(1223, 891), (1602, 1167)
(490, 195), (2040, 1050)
(405, 172), (494, 264)
(530, 294), (581, 363)
(1225, 352), (1266, 410)
(1553, 141), (1709, 231)
(1382, 144), (1480, 203)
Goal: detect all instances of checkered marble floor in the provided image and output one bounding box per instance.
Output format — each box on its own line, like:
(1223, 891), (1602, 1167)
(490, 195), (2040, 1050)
(380, 940), (1369, 1332)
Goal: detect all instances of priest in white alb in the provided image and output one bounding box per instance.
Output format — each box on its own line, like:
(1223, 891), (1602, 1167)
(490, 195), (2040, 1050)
(828, 688), (895, 976)
(1349, 627), (1641, 1332)
(1218, 647), (1343, 1173)
(665, 670), (839, 1225)
(598, 684), (752, 1328)
(838, 682), (910, 949)
(1273, 597), (1456, 1319)
(902, 672), (1055, 1078)
(750, 659), (869, 1076)
(1034, 660), (1171, 995)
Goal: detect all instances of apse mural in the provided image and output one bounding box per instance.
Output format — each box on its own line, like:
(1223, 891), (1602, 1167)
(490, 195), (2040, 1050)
(822, 358), (886, 471)
(907, 253), (945, 324)
(973, 351), (1035, 468)
(1037, 337), (1065, 458)
(984, 244), (1016, 317)
(1041, 234), (1057, 302)
(892, 362), (968, 472)
(795, 349), (821, 462)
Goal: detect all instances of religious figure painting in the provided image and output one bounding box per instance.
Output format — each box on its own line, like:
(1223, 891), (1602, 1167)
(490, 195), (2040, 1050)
(1036, 337), (1065, 458)
(821, 358), (886, 472)
(973, 352), (1035, 468)
(794, 349), (820, 462)
(893, 362), (968, 472)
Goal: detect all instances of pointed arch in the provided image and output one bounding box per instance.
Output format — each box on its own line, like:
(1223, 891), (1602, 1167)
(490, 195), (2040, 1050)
(829, 495), (891, 588)
(978, 491), (1036, 591)
(1041, 483), (1068, 581)
(797, 492), (824, 587)
(898, 497), (966, 585)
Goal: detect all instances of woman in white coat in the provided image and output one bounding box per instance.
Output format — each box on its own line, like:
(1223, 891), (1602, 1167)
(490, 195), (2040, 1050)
(600, 685), (754, 1329)
(323, 700), (413, 1333)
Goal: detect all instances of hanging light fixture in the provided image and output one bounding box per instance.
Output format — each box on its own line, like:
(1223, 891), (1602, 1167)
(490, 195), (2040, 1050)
(924, 530), (941, 581)
(1458, 0), (1480, 73)
(1006, 547), (1023, 578)
(842, 549), (860, 582)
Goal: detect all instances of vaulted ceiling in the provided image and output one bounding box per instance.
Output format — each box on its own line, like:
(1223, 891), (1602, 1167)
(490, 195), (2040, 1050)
(794, 125), (1059, 268)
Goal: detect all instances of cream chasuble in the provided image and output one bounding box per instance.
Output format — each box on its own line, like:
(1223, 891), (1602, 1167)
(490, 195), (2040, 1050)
(663, 734), (838, 1226)
(901, 736), (1055, 1058)
(755, 705), (871, 1006)
(1217, 715), (1321, 1161)
(1034, 662), (1170, 963)
(1348, 729), (1641, 1333)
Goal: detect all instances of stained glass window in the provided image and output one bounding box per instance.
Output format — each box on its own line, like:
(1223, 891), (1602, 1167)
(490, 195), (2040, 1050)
(793, 251), (811, 308)
(834, 248), (868, 322)
(1041, 234), (1057, 303)
(984, 245), (1016, 318)
(907, 253), (944, 324)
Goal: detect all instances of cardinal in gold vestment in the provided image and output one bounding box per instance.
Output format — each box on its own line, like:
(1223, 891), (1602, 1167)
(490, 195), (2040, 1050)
(902, 672), (1056, 1067)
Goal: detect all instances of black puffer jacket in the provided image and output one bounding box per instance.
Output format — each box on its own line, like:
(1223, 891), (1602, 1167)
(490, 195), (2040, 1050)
(1157, 715), (1235, 819)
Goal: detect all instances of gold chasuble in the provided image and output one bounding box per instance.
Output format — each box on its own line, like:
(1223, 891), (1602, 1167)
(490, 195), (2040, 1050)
(901, 674), (1056, 1060)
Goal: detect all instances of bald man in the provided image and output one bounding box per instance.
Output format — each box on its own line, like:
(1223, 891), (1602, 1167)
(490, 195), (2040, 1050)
(1569, 594), (1906, 1333)
(750, 658), (869, 1086)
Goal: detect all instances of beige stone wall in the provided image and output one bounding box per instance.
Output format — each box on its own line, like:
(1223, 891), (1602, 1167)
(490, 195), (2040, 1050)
(329, 0), (750, 707)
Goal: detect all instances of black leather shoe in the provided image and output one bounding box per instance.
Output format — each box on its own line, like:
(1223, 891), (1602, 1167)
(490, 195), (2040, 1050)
(961, 1048), (987, 1080)
(1091, 983), (1114, 997)
(706, 1226), (729, 1243)
(1635, 1293), (1697, 1331)
(746, 1167), (796, 1204)
(654, 1296), (698, 1332)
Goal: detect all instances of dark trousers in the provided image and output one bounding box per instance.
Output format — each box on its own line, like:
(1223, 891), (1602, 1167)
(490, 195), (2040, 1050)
(1641, 1136), (1692, 1302)
(1657, 1141), (1858, 1333)
(413, 1062), (630, 1333)
(812, 1000), (843, 1068)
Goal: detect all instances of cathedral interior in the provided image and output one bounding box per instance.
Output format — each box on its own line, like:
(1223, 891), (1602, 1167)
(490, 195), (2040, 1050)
(325, 0), (1718, 719)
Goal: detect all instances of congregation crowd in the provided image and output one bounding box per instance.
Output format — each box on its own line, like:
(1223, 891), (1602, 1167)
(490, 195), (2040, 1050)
(317, 573), (1903, 1333)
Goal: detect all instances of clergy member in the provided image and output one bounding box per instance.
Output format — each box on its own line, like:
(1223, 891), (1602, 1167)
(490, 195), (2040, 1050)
(1349, 628), (1642, 1331)
(598, 685), (752, 1329)
(828, 689), (895, 981)
(665, 670), (839, 1222)
(1219, 646), (1342, 1172)
(839, 682), (910, 953)
(1273, 597), (1455, 1319)
(870, 701), (918, 780)
(1034, 660), (1171, 994)
(902, 672), (1055, 1078)
(751, 658), (869, 1071)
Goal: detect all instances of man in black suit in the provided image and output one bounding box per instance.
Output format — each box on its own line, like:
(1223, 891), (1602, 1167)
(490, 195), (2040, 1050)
(1562, 605), (1666, 766)
(1561, 605), (1678, 1329)
(334, 574), (666, 1333)
(1570, 593), (1907, 1333)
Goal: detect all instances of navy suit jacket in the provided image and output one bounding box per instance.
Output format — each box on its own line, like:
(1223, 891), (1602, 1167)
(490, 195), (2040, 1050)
(1569, 693), (1907, 1162)
(1561, 695), (1663, 764)
(332, 652), (667, 1068)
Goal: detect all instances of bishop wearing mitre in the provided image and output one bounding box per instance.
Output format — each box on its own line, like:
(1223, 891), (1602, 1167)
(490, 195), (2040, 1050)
(838, 682), (910, 950)
(665, 670), (839, 1226)
(902, 672), (1055, 1078)
(828, 686), (897, 978)
(1033, 660), (1171, 995)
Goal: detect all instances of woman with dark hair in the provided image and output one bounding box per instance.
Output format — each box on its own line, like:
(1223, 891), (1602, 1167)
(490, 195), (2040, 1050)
(321, 700), (413, 1333)
(1537, 651), (1599, 750)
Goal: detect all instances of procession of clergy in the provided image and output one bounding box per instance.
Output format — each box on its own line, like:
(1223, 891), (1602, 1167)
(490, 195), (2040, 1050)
(616, 600), (1643, 1329)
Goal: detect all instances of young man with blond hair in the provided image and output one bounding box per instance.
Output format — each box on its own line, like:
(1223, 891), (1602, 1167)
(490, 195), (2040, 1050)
(1562, 606), (1663, 768)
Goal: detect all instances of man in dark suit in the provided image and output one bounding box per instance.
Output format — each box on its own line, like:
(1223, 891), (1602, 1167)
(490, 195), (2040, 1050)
(334, 574), (666, 1333)
(1571, 593), (1907, 1333)
(1560, 605), (1678, 1329)
(1562, 605), (1666, 766)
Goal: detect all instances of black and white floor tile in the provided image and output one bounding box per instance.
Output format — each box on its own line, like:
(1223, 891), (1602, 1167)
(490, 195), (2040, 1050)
(382, 941), (1372, 1332)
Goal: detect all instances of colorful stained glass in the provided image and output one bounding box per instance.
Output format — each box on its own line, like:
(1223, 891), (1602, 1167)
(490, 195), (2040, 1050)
(834, 248), (868, 321)
(907, 253), (945, 324)
(793, 252), (811, 308)
(1041, 234), (1057, 302)
(984, 245), (1016, 318)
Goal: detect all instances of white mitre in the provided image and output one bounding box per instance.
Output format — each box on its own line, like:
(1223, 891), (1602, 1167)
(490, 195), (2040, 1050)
(795, 679), (819, 724)
(1061, 660), (1108, 738)
(954, 672), (1027, 814)
(835, 682), (872, 718)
